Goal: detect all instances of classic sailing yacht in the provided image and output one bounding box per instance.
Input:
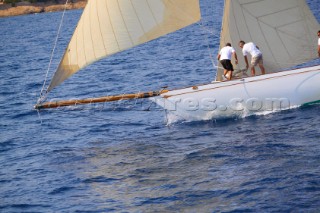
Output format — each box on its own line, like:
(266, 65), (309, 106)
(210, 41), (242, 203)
(36, 0), (320, 121)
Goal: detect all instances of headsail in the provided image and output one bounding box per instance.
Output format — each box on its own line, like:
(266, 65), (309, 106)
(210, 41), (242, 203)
(47, 0), (201, 92)
(217, 0), (320, 81)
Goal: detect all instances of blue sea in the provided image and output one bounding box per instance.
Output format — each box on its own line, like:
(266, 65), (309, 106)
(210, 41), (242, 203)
(1, 0), (320, 212)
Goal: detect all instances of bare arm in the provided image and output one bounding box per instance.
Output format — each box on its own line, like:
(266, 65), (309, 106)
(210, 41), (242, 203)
(217, 54), (221, 60)
(318, 45), (320, 57)
(244, 55), (249, 69)
(233, 52), (238, 64)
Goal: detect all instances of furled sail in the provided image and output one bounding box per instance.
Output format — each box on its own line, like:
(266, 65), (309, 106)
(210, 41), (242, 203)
(47, 0), (201, 92)
(217, 0), (320, 81)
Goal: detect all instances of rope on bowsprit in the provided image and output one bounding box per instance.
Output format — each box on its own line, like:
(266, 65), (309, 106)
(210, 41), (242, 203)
(37, 0), (70, 104)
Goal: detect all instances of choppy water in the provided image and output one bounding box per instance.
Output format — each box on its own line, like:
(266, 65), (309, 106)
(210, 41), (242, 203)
(1, 1), (320, 212)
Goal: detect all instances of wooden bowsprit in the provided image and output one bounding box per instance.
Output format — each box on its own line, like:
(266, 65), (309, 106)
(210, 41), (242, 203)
(34, 89), (169, 110)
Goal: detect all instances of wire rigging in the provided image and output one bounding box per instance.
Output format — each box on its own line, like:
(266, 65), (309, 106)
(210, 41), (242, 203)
(38, 0), (70, 104)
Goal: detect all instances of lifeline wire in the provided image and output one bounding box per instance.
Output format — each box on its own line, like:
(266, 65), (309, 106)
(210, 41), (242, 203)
(196, 15), (218, 70)
(194, 0), (224, 77)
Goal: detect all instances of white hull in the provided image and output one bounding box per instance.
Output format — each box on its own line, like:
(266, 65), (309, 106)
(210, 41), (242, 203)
(153, 65), (320, 121)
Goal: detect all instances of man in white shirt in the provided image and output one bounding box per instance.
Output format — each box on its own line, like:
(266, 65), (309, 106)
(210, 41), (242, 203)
(217, 43), (238, 80)
(318, 30), (320, 57)
(239, 40), (265, 76)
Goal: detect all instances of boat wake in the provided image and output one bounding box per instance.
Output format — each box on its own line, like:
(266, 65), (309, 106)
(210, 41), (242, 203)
(165, 105), (302, 125)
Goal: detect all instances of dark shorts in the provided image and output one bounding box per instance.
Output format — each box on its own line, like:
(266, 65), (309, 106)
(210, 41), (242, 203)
(220, 59), (234, 71)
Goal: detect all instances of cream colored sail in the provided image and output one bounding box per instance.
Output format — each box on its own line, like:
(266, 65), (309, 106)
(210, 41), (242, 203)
(217, 0), (320, 81)
(47, 0), (201, 92)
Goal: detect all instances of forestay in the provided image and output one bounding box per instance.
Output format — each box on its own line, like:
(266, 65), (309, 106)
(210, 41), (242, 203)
(47, 0), (201, 92)
(217, 0), (320, 81)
